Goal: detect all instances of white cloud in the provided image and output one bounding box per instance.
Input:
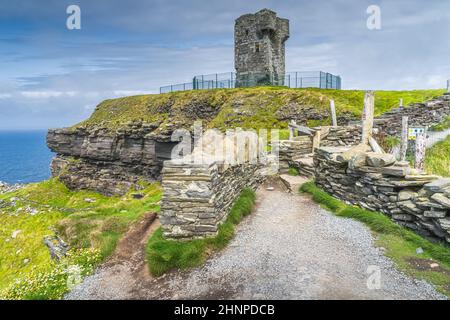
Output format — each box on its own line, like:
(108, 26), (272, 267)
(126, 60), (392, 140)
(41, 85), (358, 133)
(0, 93), (12, 99)
(20, 91), (79, 99)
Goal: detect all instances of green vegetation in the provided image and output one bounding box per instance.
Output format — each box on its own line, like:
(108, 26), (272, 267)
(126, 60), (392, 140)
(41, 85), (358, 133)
(0, 179), (161, 299)
(300, 182), (450, 297)
(279, 129), (290, 140)
(385, 135), (401, 150)
(73, 87), (445, 132)
(288, 167), (299, 176)
(146, 188), (256, 276)
(430, 115), (450, 132)
(425, 135), (450, 177)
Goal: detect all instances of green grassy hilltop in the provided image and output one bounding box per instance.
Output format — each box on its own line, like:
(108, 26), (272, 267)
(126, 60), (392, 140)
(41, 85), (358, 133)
(73, 87), (445, 131)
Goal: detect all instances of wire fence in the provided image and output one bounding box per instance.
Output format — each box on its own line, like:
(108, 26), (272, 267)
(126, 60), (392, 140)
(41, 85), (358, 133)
(160, 71), (341, 93)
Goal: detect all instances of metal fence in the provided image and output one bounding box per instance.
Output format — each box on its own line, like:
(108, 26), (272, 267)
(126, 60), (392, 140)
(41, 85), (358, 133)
(160, 71), (341, 93)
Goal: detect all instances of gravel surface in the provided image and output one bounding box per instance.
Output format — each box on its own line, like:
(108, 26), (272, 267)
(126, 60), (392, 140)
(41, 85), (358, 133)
(66, 177), (446, 300)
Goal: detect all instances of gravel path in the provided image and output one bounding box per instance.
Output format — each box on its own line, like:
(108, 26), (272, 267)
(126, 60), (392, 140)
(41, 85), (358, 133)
(427, 128), (450, 147)
(66, 177), (445, 300)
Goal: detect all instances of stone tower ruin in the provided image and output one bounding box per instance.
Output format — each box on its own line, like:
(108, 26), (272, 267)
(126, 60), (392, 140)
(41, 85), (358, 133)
(234, 9), (289, 87)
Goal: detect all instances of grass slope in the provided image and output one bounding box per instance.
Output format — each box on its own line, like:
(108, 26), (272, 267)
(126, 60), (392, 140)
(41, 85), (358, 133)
(425, 135), (450, 177)
(0, 179), (161, 299)
(73, 88), (445, 131)
(300, 182), (450, 297)
(146, 188), (256, 276)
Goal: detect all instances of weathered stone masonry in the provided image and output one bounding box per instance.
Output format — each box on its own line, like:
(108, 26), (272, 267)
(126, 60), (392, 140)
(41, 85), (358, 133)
(374, 93), (450, 136)
(314, 146), (450, 243)
(235, 9), (289, 87)
(160, 161), (265, 239)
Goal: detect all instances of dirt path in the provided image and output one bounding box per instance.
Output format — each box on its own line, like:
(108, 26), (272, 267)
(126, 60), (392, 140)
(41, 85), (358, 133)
(66, 177), (445, 300)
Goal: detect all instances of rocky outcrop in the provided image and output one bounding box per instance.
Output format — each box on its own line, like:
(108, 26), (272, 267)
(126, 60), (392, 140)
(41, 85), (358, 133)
(47, 122), (170, 195)
(314, 146), (450, 243)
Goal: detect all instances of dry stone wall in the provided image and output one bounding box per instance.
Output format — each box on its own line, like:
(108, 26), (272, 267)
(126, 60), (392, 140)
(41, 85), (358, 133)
(374, 93), (450, 136)
(160, 161), (265, 239)
(319, 126), (362, 147)
(314, 146), (450, 243)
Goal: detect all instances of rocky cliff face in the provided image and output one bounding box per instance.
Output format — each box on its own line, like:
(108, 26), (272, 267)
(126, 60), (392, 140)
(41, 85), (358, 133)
(47, 123), (167, 195)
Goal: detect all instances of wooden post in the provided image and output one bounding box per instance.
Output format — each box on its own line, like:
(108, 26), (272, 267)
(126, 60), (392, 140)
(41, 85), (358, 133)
(330, 99), (337, 126)
(399, 98), (403, 107)
(414, 132), (426, 171)
(447, 80), (450, 93)
(312, 130), (321, 152)
(361, 91), (375, 145)
(400, 116), (408, 161)
(289, 120), (295, 140)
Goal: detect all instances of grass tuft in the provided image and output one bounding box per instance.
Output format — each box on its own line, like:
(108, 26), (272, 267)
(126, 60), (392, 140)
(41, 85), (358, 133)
(146, 188), (256, 276)
(287, 167), (299, 176)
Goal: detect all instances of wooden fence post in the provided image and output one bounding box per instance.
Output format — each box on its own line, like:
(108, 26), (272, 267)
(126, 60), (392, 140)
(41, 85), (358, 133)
(312, 130), (321, 152)
(330, 99), (337, 126)
(289, 120), (296, 140)
(361, 91), (375, 145)
(447, 80), (450, 93)
(400, 116), (408, 161)
(414, 132), (426, 171)
(399, 98), (403, 107)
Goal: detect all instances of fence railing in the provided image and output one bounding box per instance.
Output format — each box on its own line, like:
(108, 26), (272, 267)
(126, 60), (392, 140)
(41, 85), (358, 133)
(160, 71), (341, 93)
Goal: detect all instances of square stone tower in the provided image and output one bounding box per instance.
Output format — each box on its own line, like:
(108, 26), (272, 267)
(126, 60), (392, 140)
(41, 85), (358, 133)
(234, 9), (289, 87)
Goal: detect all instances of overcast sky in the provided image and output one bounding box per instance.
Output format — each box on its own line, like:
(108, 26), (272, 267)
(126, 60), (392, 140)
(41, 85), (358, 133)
(0, 0), (449, 130)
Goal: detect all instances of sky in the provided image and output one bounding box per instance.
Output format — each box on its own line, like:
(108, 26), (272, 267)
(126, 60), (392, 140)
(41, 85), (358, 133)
(0, 0), (449, 130)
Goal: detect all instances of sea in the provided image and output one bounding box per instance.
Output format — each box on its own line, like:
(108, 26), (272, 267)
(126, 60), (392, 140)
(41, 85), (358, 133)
(0, 131), (54, 184)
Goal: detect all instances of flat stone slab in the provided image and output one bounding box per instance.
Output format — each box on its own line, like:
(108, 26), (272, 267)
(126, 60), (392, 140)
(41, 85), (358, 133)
(424, 178), (450, 192)
(366, 152), (396, 167)
(431, 193), (450, 208)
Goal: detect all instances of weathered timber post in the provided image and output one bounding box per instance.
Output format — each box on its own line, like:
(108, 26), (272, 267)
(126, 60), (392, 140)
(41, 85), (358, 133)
(447, 80), (450, 93)
(289, 120), (296, 140)
(361, 91), (375, 145)
(312, 130), (321, 152)
(414, 132), (426, 171)
(399, 116), (409, 161)
(330, 99), (337, 126)
(399, 98), (403, 107)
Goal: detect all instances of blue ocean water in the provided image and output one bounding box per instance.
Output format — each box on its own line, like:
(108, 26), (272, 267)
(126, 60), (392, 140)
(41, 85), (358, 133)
(0, 131), (54, 184)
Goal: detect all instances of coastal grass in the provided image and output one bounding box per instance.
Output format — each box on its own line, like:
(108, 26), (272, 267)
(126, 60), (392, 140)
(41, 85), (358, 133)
(146, 188), (256, 276)
(0, 179), (161, 299)
(425, 135), (450, 177)
(288, 167), (299, 176)
(72, 87), (445, 132)
(300, 182), (450, 296)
